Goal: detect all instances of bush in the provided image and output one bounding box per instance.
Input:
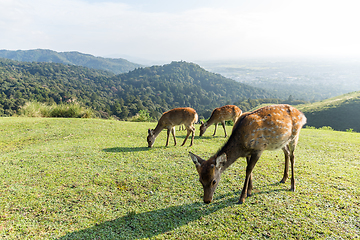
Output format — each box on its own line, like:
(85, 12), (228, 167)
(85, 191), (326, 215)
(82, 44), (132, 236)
(319, 126), (334, 131)
(19, 102), (94, 118)
(129, 110), (154, 122)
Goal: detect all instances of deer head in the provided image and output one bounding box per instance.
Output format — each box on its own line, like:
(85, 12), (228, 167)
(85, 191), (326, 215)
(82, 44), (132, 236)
(189, 152), (227, 203)
(199, 121), (207, 136)
(147, 129), (156, 147)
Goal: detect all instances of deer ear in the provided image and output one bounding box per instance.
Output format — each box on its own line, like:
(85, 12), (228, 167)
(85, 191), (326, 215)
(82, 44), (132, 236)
(201, 121), (204, 124)
(215, 153), (227, 169)
(189, 152), (205, 167)
(148, 128), (152, 135)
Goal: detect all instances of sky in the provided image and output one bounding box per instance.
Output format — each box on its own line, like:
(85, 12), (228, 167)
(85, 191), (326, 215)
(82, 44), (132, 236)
(1, 0), (360, 63)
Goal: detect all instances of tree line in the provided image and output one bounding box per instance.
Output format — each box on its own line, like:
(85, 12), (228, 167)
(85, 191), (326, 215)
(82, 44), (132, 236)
(0, 58), (305, 120)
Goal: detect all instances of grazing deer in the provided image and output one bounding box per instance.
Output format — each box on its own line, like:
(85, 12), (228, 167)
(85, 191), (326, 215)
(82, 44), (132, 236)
(200, 105), (242, 137)
(147, 107), (198, 148)
(190, 104), (306, 204)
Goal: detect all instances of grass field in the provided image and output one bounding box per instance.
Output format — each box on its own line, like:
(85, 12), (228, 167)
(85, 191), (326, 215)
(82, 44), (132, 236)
(0, 117), (359, 239)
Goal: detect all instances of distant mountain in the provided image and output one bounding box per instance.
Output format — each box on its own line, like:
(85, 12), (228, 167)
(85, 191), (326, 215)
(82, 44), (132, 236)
(297, 91), (360, 132)
(0, 49), (143, 74)
(0, 58), (275, 119)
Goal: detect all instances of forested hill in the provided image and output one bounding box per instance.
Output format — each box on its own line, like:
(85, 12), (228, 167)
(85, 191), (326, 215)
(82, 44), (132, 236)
(298, 91), (360, 132)
(0, 58), (275, 119)
(0, 49), (143, 74)
(110, 61), (275, 117)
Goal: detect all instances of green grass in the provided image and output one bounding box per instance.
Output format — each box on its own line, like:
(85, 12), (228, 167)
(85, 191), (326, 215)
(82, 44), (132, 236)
(0, 117), (359, 239)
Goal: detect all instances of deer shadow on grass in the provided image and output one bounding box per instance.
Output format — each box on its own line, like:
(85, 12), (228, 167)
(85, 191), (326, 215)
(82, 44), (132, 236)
(197, 135), (227, 139)
(102, 147), (150, 153)
(246, 181), (292, 197)
(175, 135), (226, 141)
(57, 183), (293, 239)
(57, 192), (238, 240)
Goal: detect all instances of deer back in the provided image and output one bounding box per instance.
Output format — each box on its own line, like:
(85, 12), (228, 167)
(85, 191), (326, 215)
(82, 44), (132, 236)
(211, 105), (241, 123)
(232, 104), (306, 151)
(159, 107), (197, 128)
(200, 105), (242, 135)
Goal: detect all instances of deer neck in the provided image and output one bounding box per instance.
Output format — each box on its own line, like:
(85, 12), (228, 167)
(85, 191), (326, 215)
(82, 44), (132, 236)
(215, 134), (246, 172)
(205, 116), (217, 128)
(152, 124), (165, 138)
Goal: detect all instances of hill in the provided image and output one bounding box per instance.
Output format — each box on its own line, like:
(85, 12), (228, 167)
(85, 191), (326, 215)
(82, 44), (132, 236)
(108, 61), (275, 118)
(0, 49), (143, 74)
(0, 58), (275, 119)
(297, 91), (360, 132)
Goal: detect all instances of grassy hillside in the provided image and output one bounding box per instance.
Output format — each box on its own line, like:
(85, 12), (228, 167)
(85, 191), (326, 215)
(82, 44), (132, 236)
(0, 118), (359, 239)
(0, 49), (143, 74)
(297, 91), (360, 132)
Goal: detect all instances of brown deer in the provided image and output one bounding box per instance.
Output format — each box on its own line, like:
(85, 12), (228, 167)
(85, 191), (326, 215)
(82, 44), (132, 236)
(147, 107), (198, 148)
(189, 104), (306, 204)
(200, 105), (242, 137)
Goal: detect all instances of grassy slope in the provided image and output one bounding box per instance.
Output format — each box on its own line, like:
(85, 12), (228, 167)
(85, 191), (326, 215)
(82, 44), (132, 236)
(0, 118), (359, 239)
(297, 91), (360, 132)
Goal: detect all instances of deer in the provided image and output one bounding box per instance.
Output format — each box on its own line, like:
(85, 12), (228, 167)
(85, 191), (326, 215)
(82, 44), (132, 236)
(189, 104), (307, 204)
(199, 105), (242, 137)
(147, 107), (198, 148)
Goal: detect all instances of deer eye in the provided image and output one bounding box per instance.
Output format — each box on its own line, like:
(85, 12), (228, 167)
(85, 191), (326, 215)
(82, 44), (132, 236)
(212, 179), (217, 185)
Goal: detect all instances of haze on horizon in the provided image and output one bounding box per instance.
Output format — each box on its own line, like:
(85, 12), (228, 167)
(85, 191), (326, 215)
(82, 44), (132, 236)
(1, 0), (360, 64)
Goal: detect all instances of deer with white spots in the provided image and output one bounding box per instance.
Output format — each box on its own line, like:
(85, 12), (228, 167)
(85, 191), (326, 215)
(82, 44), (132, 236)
(147, 107), (198, 148)
(190, 104), (306, 204)
(200, 105), (242, 137)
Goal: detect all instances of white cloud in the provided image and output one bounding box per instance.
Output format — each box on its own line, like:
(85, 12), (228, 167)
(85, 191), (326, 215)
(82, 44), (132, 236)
(0, 0), (359, 61)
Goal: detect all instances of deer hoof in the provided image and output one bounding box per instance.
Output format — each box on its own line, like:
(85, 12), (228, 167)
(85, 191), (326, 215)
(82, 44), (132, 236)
(237, 198), (245, 204)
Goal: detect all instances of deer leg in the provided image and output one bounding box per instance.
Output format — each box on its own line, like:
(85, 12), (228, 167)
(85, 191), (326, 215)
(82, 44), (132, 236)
(288, 140), (298, 191)
(290, 150), (295, 191)
(246, 156), (253, 197)
(280, 145), (290, 183)
(171, 127), (177, 146)
(212, 123), (218, 136)
(238, 152), (261, 204)
(181, 127), (191, 146)
(221, 121), (227, 137)
(165, 129), (171, 147)
(189, 125), (195, 147)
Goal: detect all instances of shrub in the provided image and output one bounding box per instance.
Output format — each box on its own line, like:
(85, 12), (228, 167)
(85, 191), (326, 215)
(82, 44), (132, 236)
(319, 126), (334, 131)
(129, 110), (154, 122)
(19, 102), (94, 118)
